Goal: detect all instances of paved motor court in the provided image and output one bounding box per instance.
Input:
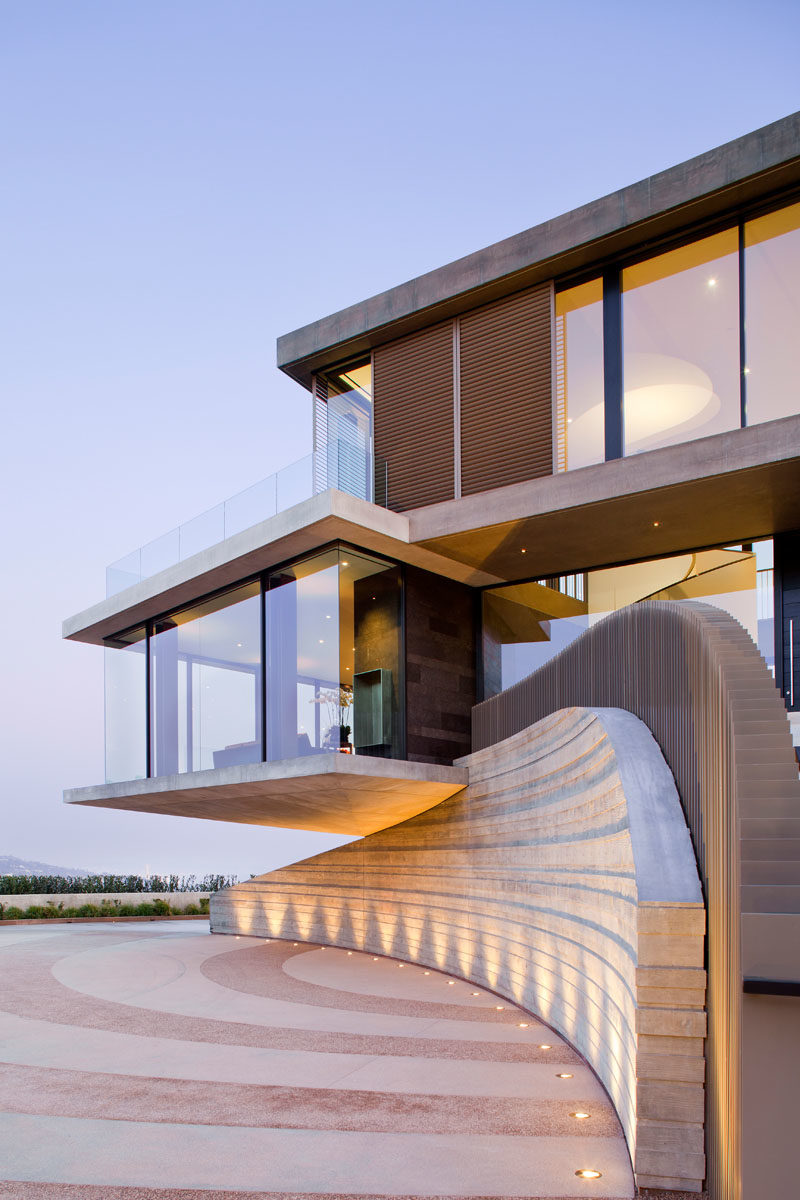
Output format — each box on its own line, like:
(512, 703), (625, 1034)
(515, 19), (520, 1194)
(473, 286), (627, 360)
(0, 920), (633, 1199)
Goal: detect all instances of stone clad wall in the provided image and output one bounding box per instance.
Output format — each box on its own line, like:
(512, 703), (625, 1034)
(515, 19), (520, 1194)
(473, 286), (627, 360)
(212, 705), (706, 1193)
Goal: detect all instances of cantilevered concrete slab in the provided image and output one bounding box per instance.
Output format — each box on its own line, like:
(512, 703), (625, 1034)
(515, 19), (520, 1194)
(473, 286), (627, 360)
(64, 754), (467, 835)
(411, 415), (800, 581)
(278, 112), (800, 387)
(63, 489), (500, 646)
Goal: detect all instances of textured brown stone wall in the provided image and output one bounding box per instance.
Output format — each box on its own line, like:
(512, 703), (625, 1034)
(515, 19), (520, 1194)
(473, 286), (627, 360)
(404, 567), (476, 764)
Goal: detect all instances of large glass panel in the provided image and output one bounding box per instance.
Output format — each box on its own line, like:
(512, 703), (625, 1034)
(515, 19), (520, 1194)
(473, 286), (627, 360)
(319, 358), (373, 499)
(483, 541), (773, 696)
(744, 200), (800, 425)
(554, 279), (605, 471)
(622, 229), (740, 454)
(266, 546), (402, 761)
(104, 626), (147, 783)
(150, 582), (261, 776)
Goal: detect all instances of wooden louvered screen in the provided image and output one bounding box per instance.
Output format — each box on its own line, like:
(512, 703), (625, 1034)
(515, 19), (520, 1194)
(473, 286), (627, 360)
(373, 322), (454, 511)
(459, 284), (553, 495)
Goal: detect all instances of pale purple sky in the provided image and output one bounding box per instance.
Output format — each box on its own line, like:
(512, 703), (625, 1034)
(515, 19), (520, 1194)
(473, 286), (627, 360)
(1, 1), (798, 879)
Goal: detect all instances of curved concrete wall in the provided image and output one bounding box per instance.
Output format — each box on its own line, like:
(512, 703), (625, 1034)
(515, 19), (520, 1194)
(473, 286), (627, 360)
(473, 600), (800, 1200)
(212, 705), (706, 1192)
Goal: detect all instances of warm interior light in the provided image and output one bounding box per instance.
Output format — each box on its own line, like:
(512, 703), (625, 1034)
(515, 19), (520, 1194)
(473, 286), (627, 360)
(571, 1112), (591, 1120)
(575, 1169), (602, 1179)
(557, 1072), (574, 1079)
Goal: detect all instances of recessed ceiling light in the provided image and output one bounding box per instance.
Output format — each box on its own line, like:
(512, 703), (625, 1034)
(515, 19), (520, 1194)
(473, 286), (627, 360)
(236, 642), (242, 647)
(539, 1043), (551, 1049)
(519, 1022), (529, 1028)
(423, 970), (431, 975)
(347, 950), (353, 955)
(341, 561), (349, 566)
(495, 1005), (504, 1010)
(575, 1169), (602, 1179)
(571, 1111), (591, 1120)
(653, 520), (660, 527)
(521, 548), (527, 553)
(319, 639), (324, 643)
(708, 277), (717, 288)
(372, 957), (378, 961)
(472, 991), (480, 996)
(744, 365), (751, 375)
(557, 1072), (573, 1079)
(398, 963), (404, 968)
(447, 980), (455, 985)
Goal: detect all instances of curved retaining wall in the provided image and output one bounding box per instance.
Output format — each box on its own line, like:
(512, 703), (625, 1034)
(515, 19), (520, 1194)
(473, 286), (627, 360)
(212, 705), (706, 1192)
(473, 600), (800, 1200)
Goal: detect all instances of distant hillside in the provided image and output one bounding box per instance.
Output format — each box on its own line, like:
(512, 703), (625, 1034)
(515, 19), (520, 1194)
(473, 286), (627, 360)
(0, 855), (92, 878)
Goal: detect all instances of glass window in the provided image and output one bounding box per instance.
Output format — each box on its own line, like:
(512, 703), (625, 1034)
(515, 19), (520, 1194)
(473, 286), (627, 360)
(744, 201), (800, 426)
(266, 547), (402, 761)
(622, 229), (740, 454)
(483, 542), (773, 696)
(318, 358), (373, 498)
(555, 279), (605, 471)
(150, 582), (261, 776)
(104, 626), (147, 783)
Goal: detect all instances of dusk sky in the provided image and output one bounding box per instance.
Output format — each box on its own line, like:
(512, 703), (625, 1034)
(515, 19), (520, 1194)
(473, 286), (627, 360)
(2, 1), (799, 880)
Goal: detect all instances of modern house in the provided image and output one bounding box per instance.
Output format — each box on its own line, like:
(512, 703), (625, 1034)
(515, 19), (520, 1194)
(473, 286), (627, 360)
(63, 113), (800, 1199)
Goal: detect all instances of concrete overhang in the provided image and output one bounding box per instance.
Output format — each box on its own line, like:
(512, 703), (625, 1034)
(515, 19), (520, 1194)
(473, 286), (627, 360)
(64, 754), (468, 836)
(278, 113), (800, 388)
(64, 489), (501, 645)
(411, 416), (800, 581)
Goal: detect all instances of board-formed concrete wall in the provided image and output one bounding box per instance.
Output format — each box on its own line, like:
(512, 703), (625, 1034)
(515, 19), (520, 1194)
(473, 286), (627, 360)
(473, 600), (800, 1200)
(212, 705), (706, 1193)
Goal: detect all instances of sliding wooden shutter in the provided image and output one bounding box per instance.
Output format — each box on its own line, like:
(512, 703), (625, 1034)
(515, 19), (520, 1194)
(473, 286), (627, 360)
(459, 284), (553, 495)
(373, 322), (454, 511)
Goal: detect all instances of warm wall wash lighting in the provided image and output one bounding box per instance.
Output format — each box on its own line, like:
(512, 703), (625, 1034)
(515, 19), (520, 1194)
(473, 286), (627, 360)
(575, 1169), (602, 1179)
(571, 1112), (591, 1120)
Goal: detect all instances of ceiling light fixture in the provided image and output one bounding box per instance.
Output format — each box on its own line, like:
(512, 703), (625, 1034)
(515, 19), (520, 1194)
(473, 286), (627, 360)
(571, 1112), (591, 1120)
(575, 1169), (602, 1179)
(557, 1072), (573, 1079)
(539, 1044), (551, 1049)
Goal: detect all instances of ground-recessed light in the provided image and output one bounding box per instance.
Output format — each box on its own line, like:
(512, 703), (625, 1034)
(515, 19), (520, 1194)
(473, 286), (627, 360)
(557, 1072), (573, 1079)
(575, 1169), (602, 1179)
(571, 1111), (591, 1120)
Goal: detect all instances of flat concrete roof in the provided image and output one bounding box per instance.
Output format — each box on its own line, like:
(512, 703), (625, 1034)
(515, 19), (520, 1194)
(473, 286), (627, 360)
(278, 112), (800, 388)
(64, 753), (468, 836)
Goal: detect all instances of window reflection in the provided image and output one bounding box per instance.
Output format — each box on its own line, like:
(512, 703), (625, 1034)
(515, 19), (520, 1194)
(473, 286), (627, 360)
(744, 201), (800, 426)
(266, 547), (402, 761)
(104, 626), (147, 783)
(150, 583), (261, 776)
(555, 279), (605, 471)
(483, 541), (773, 696)
(622, 230), (740, 454)
(319, 358), (373, 498)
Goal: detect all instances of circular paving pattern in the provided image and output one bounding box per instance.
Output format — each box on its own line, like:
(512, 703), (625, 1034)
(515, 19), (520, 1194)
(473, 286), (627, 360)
(0, 920), (634, 1199)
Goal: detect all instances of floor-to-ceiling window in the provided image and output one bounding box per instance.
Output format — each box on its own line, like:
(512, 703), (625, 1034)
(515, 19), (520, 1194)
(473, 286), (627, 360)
(104, 626), (147, 783)
(556, 197), (800, 471)
(265, 547), (402, 761)
(149, 582), (262, 777)
(315, 358), (373, 499)
(482, 540), (774, 697)
(744, 200), (800, 426)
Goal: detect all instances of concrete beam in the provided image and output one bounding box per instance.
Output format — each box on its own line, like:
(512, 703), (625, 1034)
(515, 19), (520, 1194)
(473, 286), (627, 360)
(63, 753), (468, 836)
(278, 112), (800, 387)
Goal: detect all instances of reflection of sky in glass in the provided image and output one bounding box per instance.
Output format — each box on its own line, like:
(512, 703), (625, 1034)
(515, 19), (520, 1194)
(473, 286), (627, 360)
(745, 201), (800, 426)
(622, 230), (739, 454)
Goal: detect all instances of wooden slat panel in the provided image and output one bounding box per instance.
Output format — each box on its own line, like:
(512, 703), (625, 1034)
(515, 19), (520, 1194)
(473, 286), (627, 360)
(373, 323), (453, 511)
(459, 285), (553, 495)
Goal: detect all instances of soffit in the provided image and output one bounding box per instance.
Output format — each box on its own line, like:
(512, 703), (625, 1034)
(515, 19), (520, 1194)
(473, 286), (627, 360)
(64, 754), (468, 837)
(411, 417), (800, 580)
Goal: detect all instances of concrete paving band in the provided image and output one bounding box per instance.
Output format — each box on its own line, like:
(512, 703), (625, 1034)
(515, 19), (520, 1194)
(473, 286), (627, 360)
(0, 922), (634, 1199)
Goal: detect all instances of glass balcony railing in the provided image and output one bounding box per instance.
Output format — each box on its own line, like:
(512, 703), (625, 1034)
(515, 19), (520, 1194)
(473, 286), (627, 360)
(106, 441), (387, 597)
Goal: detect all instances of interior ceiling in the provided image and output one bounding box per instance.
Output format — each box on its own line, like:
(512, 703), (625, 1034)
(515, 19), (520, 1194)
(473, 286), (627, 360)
(418, 459), (800, 582)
